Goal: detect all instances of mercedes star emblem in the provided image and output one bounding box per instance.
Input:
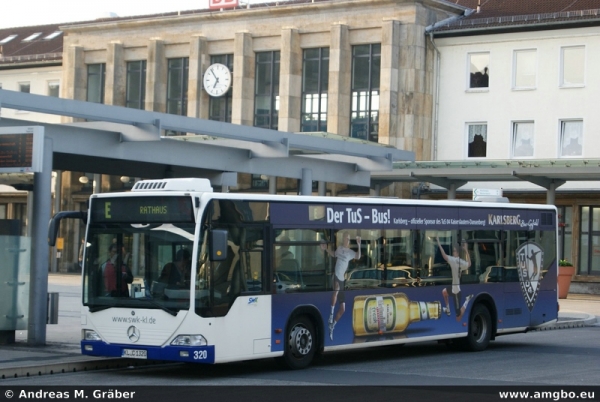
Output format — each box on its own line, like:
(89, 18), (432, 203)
(127, 325), (140, 342)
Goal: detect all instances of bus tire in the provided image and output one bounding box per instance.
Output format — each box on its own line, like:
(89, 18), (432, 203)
(279, 316), (316, 370)
(462, 303), (492, 352)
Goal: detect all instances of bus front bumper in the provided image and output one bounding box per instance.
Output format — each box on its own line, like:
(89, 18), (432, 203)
(81, 340), (215, 364)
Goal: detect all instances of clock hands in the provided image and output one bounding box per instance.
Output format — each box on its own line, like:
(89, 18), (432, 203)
(211, 69), (220, 88)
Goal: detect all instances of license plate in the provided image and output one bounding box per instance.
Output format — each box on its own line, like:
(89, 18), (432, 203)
(121, 349), (147, 359)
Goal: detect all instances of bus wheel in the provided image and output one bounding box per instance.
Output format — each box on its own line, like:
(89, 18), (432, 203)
(462, 304), (492, 352)
(281, 316), (316, 370)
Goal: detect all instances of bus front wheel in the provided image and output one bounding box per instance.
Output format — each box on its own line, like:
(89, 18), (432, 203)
(280, 316), (316, 370)
(462, 303), (492, 351)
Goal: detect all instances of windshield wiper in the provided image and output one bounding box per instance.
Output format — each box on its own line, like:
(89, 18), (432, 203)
(87, 298), (179, 316)
(88, 305), (112, 313)
(129, 297), (178, 316)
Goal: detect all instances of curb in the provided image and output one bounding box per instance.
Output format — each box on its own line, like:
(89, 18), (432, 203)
(535, 313), (599, 331)
(0, 358), (161, 380)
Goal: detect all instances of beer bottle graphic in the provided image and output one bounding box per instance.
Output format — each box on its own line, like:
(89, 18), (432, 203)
(353, 293), (441, 337)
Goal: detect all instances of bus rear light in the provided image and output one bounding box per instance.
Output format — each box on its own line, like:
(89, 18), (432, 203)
(83, 329), (102, 341)
(171, 335), (208, 346)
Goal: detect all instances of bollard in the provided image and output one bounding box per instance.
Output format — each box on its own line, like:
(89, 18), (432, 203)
(47, 292), (59, 324)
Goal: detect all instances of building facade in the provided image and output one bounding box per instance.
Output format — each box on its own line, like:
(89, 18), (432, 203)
(430, 0), (600, 291)
(59, 0), (464, 191)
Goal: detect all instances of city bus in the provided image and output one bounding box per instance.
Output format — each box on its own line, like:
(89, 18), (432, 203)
(48, 178), (558, 369)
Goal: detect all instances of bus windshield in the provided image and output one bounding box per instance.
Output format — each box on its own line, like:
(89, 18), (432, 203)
(82, 221), (196, 313)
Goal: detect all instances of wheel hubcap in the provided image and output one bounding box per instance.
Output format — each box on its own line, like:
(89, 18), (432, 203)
(290, 325), (312, 356)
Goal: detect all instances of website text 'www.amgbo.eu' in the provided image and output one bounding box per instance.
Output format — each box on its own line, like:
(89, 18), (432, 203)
(499, 390), (595, 401)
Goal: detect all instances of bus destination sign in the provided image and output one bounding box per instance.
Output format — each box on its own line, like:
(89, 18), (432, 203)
(90, 196), (195, 224)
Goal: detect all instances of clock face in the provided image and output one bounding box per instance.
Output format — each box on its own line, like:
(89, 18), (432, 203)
(203, 63), (231, 97)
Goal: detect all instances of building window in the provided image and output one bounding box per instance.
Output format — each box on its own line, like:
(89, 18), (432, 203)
(513, 49), (536, 89)
(87, 64), (105, 104)
(350, 44), (380, 143)
(167, 58), (189, 116)
(560, 46), (584, 87)
(468, 52), (489, 89)
(558, 206), (573, 266)
(19, 82), (30, 93)
(166, 58), (189, 136)
(209, 54), (233, 123)
(579, 206), (600, 276)
(301, 47), (329, 132)
(126, 60), (146, 110)
(512, 121), (534, 158)
(254, 51), (280, 130)
(47, 81), (59, 97)
(0, 34), (17, 44)
(560, 120), (583, 157)
(22, 33), (42, 42)
(44, 31), (62, 40)
(467, 123), (487, 158)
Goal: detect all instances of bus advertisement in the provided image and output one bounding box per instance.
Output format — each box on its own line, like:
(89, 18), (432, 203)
(48, 178), (558, 369)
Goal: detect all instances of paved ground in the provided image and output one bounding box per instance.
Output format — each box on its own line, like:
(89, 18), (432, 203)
(1, 274), (598, 379)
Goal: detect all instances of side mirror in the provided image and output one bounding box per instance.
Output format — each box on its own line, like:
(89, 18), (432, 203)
(209, 229), (228, 261)
(48, 211), (87, 246)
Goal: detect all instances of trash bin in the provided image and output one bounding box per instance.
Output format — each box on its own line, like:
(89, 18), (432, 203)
(47, 292), (59, 324)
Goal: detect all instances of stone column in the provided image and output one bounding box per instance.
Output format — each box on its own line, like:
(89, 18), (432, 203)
(105, 41), (125, 106)
(61, 45), (85, 122)
(327, 23), (351, 136)
(396, 22), (432, 161)
(188, 35), (210, 119)
(232, 32), (254, 126)
(278, 28), (301, 133)
(146, 39), (166, 113)
(379, 20), (400, 147)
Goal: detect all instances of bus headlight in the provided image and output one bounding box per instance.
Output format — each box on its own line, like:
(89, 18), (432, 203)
(83, 329), (102, 341)
(171, 335), (208, 346)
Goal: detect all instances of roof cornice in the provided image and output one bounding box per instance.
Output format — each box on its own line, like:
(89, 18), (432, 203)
(430, 8), (600, 37)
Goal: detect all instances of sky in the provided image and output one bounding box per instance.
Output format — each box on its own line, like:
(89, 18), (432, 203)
(0, 0), (228, 29)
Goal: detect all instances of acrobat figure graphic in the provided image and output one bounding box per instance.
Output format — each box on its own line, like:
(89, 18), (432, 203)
(528, 249), (541, 277)
(321, 232), (361, 340)
(436, 237), (473, 322)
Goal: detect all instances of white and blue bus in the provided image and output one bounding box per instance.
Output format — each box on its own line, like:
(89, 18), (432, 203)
(49, 178), (558, 369)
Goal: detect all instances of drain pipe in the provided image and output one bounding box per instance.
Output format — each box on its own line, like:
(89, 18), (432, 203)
(429, 32), (441, 161)
(425, 9), (474, 161)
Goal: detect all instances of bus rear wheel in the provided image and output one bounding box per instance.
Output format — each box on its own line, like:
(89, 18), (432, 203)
(462, 303), (492, 351)
(279, 316), (316, 370)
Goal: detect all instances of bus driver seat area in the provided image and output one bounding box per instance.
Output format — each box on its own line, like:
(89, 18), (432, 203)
(278, 258), (301, 283)
(212, 241), (245, 308)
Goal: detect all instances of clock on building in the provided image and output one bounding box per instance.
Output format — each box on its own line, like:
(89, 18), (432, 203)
(203, 63), (231, 97)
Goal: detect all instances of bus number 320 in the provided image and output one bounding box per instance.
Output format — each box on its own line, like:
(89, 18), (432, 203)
(193, 350), (208, 360)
